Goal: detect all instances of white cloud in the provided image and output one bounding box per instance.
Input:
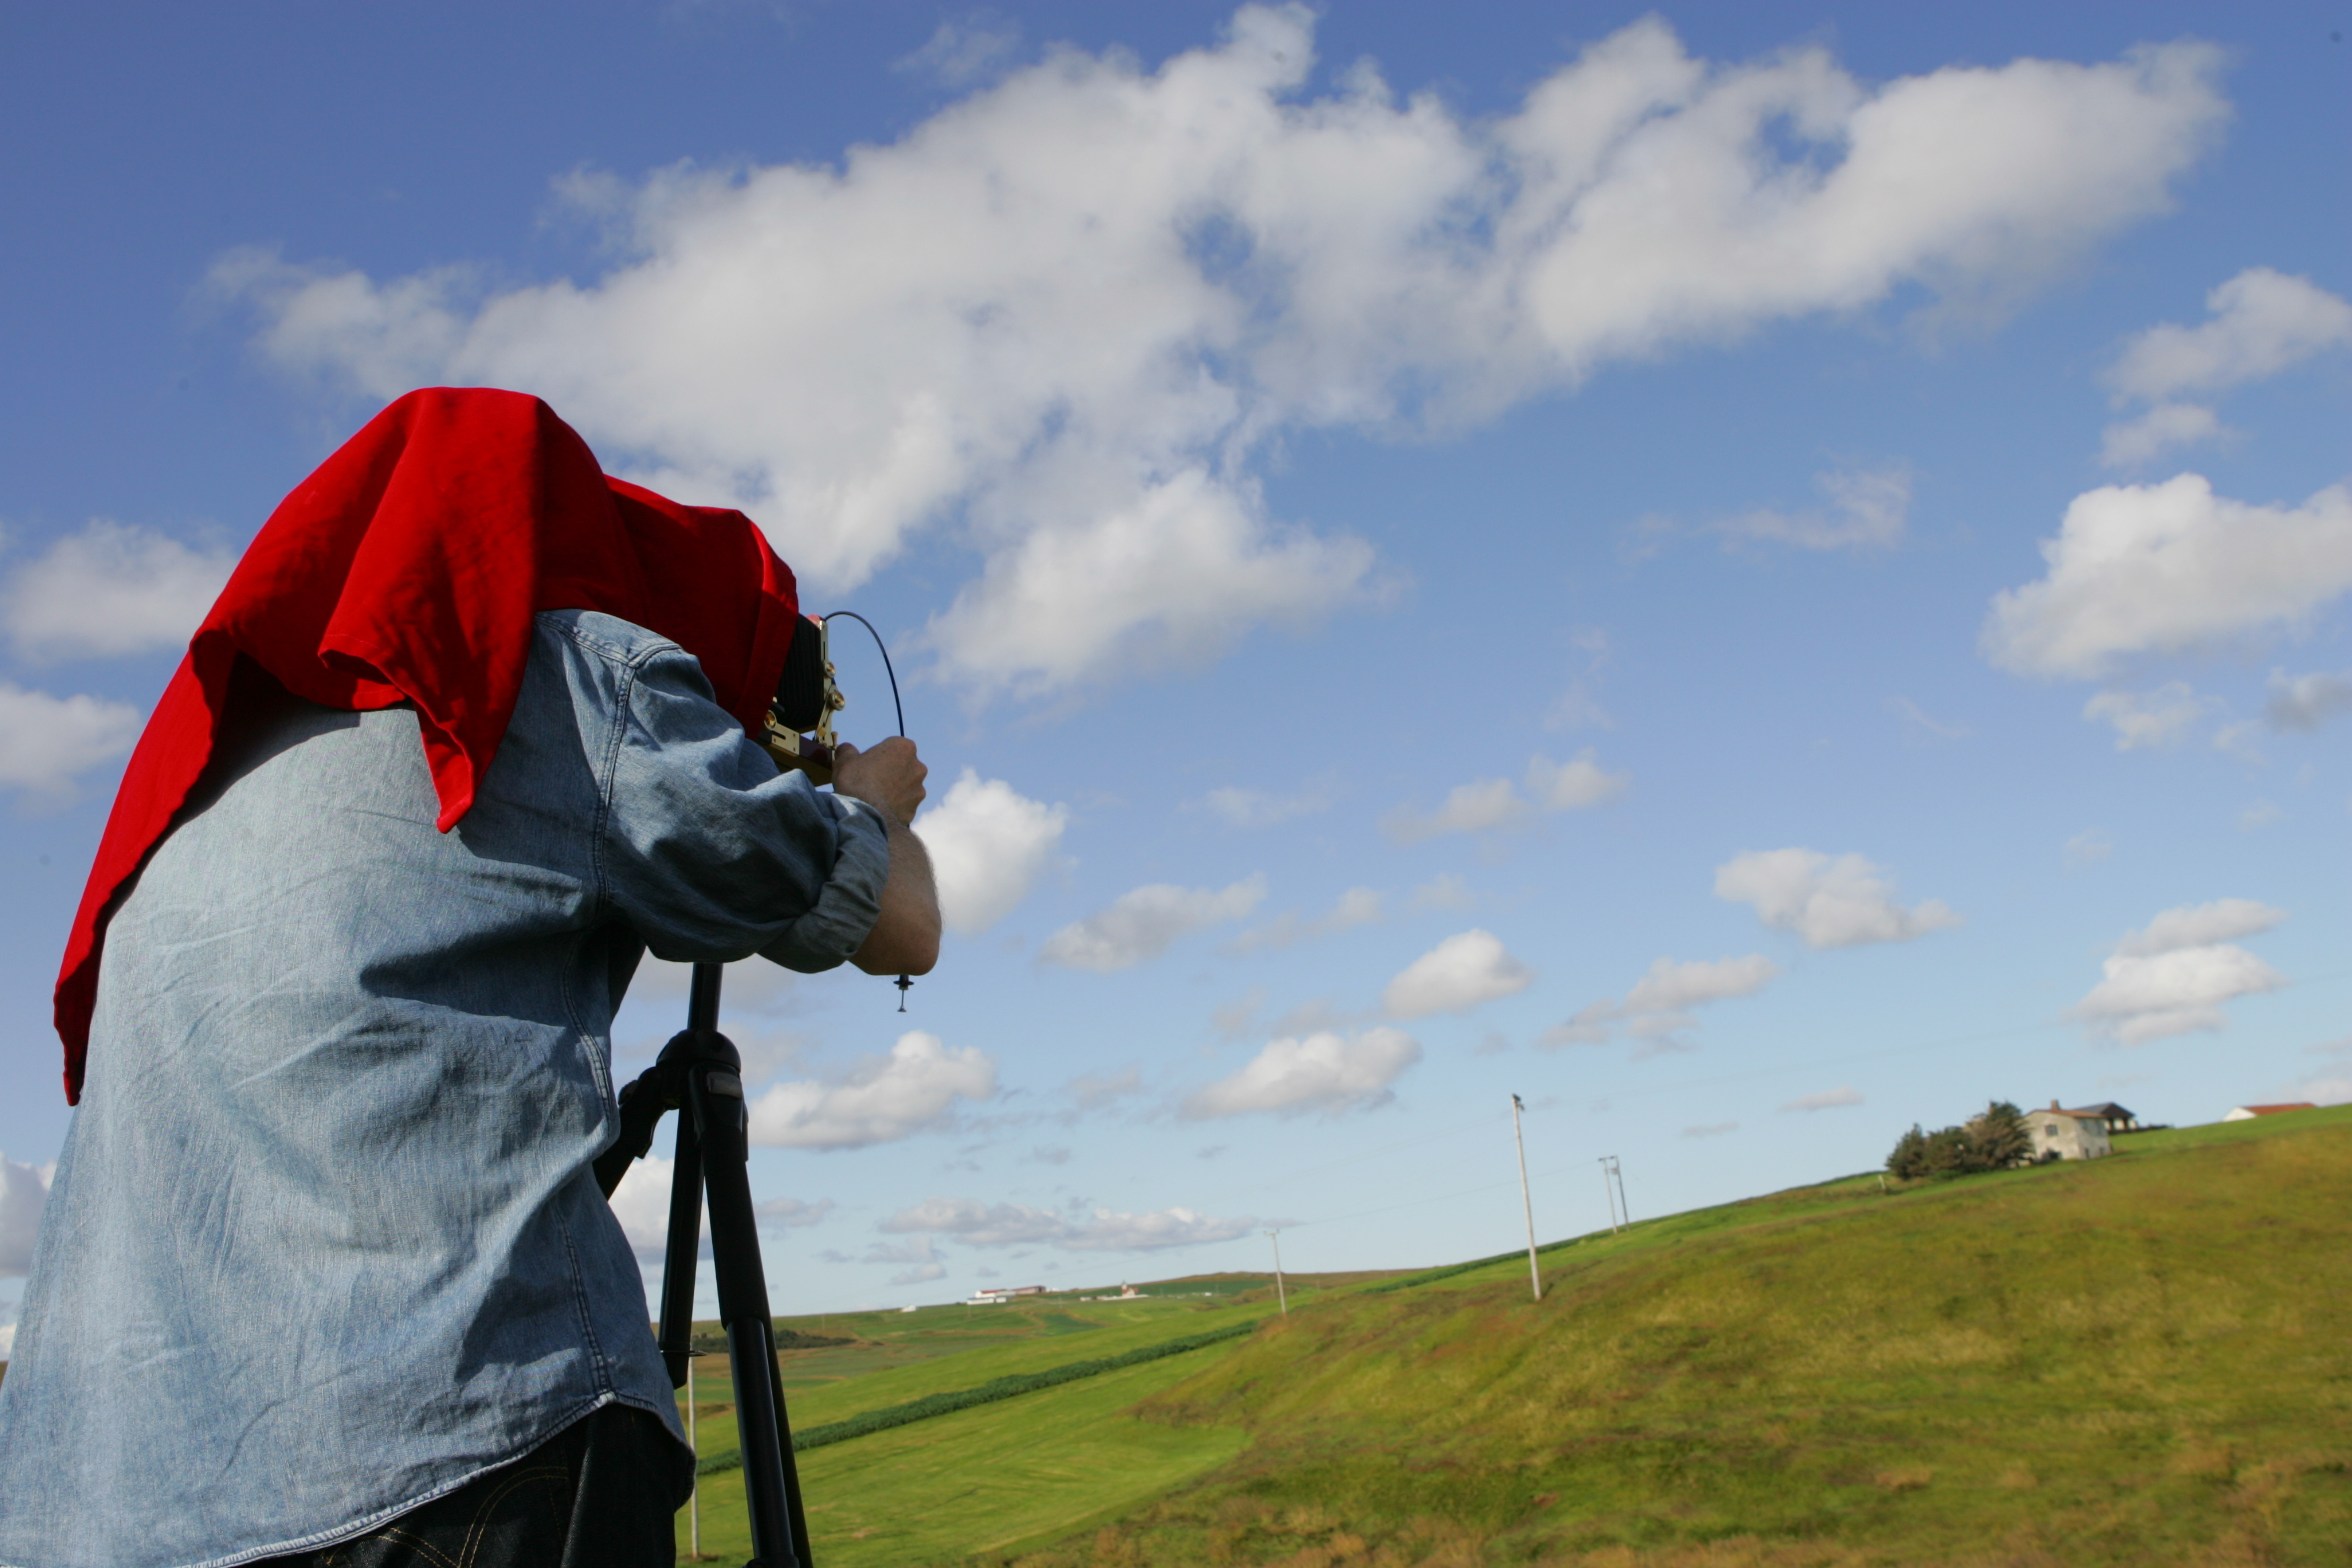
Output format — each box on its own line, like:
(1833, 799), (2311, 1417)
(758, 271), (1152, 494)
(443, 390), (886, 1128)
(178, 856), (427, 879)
(1039, 875), (1266, 971)
(1525, 749), (1630, 810)
(1065, 1066), (1143, 1109)
(1196, 779), (1333, 828)
(756, 1196), (835, 1228)
(1542, 953), (1778, 1053)
(2064, 828), (2114, 865)
(1183, 1026), (1422, 1118)
(1, 1154), (54, 1277)
(2073, 946), (2286, 1045)
(1386, 752), (1625, 840)
(1983, 476), (2352, 679)
(1226, 885), (1383, 954)
(2098, 401), (2225, 468)
(2106, 267), (2352, 404)
(2082, 682), (2216, 750)
(1714, 848), (1961, 948)
(882, 1197), (1256, 1251)
(1887, 695), (1970, 742)
(894, 14), (1022, 87)
(1383, 929), (1534, 1018)
(1, 520), (234, 662)
(603, 1168), (826, 1260)
(2114, 897), (2285, 957)
(0, 683), (144, 798)
(2073, 899), (2288, 1044)
(1383, 776), (1524, 842)
(1780, 1086), (1863, 1112)
(746, 1031), (997, 1148)
(1622, 954), (1781, 1014)
(2265, 669), (2352, 732)
(911, 769), (1068, 935)
(219, 11), (2224, 698)
(605, 1153), (695, 1258)
(1715, 463), (1910, 551)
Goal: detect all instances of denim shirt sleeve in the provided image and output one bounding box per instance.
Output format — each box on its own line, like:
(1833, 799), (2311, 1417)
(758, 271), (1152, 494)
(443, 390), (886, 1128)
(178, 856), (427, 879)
(600, 640), (890, 973)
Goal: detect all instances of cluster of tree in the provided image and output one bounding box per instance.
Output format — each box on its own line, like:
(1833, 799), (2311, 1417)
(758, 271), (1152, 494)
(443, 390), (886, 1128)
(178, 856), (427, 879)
(1886, 1100), (2032, 1179)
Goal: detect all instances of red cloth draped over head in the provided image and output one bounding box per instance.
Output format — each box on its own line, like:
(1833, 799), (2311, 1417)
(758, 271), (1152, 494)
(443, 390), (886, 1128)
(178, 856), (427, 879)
(54, 387), (803, 1104)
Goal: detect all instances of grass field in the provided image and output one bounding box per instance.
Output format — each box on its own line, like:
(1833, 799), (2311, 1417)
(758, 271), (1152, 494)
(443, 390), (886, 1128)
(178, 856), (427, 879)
(681, 1109), (2352, 1567)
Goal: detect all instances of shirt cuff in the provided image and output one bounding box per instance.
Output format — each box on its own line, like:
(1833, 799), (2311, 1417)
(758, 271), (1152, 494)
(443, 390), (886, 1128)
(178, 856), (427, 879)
(758, 795), (891, 973)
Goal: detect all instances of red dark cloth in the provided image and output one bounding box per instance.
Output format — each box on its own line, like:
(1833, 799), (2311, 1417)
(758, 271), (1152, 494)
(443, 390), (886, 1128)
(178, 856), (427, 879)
(54, 387), (802, 1104)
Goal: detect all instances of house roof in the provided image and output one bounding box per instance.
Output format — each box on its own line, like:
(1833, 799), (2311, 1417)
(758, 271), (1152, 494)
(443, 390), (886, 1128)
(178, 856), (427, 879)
(2231, 1103), (2318, 1116)
(2072, 1101), (2135, 1119)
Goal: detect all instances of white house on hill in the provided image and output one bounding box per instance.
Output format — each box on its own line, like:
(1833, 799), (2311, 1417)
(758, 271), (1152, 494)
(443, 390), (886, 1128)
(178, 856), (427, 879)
(2223, 1102), (2316, 1122)
(2023, 1103), (2112, 1161)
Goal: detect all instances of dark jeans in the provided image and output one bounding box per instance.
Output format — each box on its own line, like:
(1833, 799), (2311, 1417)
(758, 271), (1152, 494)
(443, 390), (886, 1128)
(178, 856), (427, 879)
(256, 1404), (692, 1568)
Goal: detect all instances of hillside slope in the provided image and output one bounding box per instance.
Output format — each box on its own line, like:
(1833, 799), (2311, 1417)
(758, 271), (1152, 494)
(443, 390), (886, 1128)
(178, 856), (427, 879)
(995, 1110), (2352, 1567)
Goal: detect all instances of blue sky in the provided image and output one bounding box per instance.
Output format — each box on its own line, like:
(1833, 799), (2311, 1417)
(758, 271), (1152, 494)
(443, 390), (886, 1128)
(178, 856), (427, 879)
(1, 1), (2346, 1324)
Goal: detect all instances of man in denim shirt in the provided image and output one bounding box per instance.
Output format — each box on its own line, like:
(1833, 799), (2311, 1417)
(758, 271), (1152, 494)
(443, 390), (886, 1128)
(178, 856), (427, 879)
(0, 393), (941, 1568)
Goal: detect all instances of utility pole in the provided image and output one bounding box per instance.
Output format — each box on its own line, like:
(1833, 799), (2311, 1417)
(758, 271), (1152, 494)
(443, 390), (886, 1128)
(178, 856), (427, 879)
(1511, 1094), (1542, 1302)
(1598, 1155), (1623, 1233)
(1266, 1228), (1288, 1316)
(685, 1345), (701, 1560)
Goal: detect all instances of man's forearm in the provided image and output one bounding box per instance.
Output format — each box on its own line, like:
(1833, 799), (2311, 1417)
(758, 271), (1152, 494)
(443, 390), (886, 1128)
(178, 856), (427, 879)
(853, 815), (941, 976)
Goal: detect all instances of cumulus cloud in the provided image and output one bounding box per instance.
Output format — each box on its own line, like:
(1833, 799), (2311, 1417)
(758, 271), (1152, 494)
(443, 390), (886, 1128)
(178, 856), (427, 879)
(1780, 1086), (1863, 1112)
(1, 1154), (54, 1277)
(2265, 669), (2352, 732)
(219, 9), (2224, 698)
(1040, 875), (1266, 971)
(2073, 899), (2288, 1044)
(1983, 476), (2352, 679)
(2115, 897), (2286, 956)
(1714, 849), (1960, 948)
(1385, 751), (1626, 840)
(0, 683), (144, 798)
(1226, 886), (1383, 954)
(2097, 270), (2352, 467)
(606, 1153), (694, 1258)
(746, 1031), (997, 1148)
(882, 1197), (1256, 1251)
(1542, 954), (1779, 1054)
(911, 769), (1068, 935)
(1, 520), (234, 663)
(1714, 463), (1911, 551)
(2107, 268), (2352, 405)
(1183, 1026), (1422, 1118)
(2098, 402), (2225, 469)
(2081, 681), (2216, 750)
(605, 1163), (830, 1260)
(1383, 930), (1534, 1018)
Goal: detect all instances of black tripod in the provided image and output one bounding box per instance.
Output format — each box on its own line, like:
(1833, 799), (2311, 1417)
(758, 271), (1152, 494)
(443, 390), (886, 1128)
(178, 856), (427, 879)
(595, 963), (812, 1568)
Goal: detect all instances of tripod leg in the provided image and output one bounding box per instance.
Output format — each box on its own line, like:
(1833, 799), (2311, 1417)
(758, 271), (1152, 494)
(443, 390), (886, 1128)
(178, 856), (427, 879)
(656, 1107), (704, 1388)
(693, 1055), (813, 1568)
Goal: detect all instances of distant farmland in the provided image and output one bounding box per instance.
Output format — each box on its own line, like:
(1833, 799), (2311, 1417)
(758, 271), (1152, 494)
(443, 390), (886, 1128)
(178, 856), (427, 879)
(683, 1108), (2351, 1566)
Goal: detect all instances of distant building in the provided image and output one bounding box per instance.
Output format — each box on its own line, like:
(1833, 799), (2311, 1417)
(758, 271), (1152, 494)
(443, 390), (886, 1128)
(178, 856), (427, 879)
(964, 1284), (1048, 1305)
(2023, 1102), (2112, 1161)
(2223, 1102), (2317, 1122)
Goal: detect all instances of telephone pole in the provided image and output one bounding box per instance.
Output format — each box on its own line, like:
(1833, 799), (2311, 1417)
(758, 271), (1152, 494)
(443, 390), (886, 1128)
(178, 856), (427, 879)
(1598, 1155), (1628, 1231)
(1511, 1094), (1542, 1302)
(1266, 1229), (1288, 1315)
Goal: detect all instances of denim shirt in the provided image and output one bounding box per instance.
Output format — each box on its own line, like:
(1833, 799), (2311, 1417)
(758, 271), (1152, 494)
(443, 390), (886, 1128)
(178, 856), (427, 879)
(0, 610), (889, 1568)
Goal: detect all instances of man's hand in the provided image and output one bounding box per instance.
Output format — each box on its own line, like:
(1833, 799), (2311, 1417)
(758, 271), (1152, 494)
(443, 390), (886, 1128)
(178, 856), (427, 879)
(833, 738), (942, 976)
(832, 737), (927, 826)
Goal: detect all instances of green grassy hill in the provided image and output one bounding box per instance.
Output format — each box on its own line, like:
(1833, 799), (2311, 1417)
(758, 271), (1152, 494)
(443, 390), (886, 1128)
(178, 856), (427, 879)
(687, 1109), (2352, 1567)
